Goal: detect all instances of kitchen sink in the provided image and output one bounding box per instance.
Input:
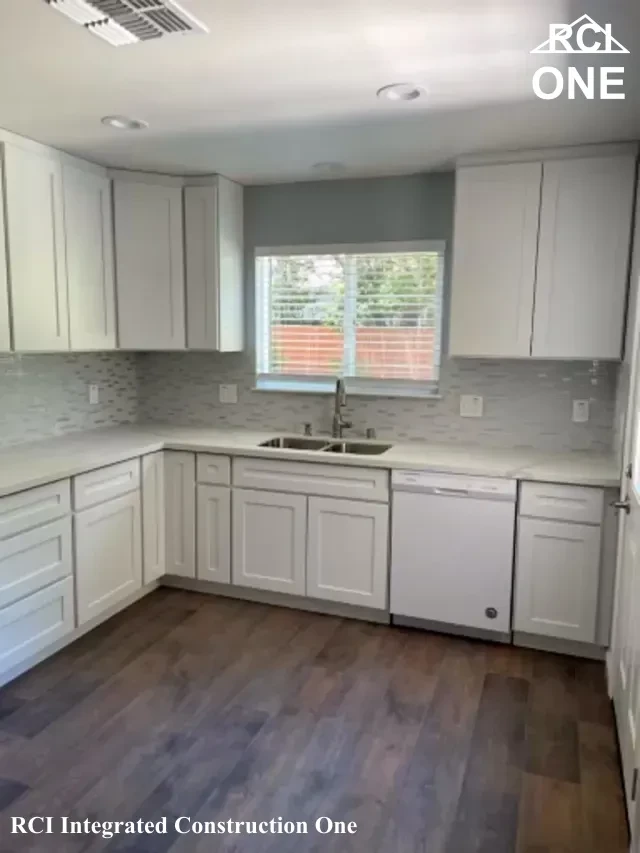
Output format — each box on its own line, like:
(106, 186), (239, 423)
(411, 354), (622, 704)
(322, 441), (392, 455)
(259, 436), (331, 450)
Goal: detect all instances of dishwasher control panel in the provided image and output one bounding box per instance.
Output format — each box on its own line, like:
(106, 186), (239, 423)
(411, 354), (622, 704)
(392, 470), (517, 500)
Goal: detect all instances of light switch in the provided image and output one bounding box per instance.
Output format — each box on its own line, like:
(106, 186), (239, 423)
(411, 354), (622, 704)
(460, 395), (483, 418)
(219, 384), (238, 404)
(572, 399), (589, 423)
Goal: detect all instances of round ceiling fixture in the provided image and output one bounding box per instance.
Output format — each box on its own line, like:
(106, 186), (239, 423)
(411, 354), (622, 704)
(101, 115), (149, 131)
(376, 83), (425, 102)
(312, 162), (347, 176)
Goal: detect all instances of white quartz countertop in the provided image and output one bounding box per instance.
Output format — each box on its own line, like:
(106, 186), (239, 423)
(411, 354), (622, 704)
(0, 424), (620, 498)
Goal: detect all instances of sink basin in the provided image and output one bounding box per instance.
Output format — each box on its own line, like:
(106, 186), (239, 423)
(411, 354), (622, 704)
(259, 436), (331, 450)
(323, 441), (392, 456)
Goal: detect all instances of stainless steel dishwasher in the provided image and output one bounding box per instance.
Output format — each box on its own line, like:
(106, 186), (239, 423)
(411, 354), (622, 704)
(390, 470), (517, 638)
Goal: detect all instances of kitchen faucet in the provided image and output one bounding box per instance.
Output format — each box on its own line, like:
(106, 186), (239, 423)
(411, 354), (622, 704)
(332, 377), (352, 438)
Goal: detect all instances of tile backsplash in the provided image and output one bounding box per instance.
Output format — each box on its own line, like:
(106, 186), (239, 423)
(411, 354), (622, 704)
(0, 353), (138, 449)
(137, 352), (617, 453)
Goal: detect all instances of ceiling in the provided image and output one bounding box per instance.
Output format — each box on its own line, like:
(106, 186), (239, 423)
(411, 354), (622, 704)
(0, 0), (639, 183)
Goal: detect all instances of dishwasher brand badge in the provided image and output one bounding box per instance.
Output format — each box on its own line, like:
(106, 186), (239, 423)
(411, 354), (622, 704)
(531, 15), (628, 100)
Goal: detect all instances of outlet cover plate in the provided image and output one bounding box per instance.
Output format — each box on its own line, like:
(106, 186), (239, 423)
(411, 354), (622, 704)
(572, 399), (590, 423)
(460, 395), (484, 418)
(219, 384), (238, 404)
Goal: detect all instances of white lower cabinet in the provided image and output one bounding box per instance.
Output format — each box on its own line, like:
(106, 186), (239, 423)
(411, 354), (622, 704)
(142, 452), (166, 584)
(0, 518), (72, 609)
(75, 491), (142, 626)
(514, 518), (601, 643)
(307, 497), (388, 609)
(232, 489), (306, 595)
(197, 485), (231, 584)
(164, 451), (196, 578)
(0, 577), (74, 676)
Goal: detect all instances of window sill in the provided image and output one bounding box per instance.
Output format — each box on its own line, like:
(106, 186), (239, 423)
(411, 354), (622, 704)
(254, 377), (442, 400)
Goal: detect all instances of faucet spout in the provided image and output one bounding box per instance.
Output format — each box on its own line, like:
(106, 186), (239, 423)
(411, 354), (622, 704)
(332, 377), (352, 438)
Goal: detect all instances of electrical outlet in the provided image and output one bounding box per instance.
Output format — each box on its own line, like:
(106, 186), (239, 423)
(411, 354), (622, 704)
(219, 384), (238, 404)
(572, 399), (590, 423)
(89, 384), (99, 405)
(460, 395), (483, 418)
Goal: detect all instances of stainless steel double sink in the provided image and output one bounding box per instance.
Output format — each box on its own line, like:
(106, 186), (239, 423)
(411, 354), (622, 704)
(259, 436), (392, 456)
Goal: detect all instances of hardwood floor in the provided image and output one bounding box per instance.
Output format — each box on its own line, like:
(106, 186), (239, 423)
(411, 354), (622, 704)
(0, 589), (629, 852)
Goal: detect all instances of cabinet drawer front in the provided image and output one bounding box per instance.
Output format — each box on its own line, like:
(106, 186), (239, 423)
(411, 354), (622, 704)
(73, 459), (140, 510)
(196, 454), (231, 486)
(233, 458), (389, 502)
(0, 576), (75, 677)
(520, 482), (603, 525)
(0, 480), (71, 540)
(0, 518), (72, 610)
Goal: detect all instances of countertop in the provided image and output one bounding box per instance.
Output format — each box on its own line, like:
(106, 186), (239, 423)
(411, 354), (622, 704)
(0, 424), (620, 498)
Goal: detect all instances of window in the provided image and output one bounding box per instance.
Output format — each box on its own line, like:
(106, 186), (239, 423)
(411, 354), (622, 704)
(255, 241), (445, 397)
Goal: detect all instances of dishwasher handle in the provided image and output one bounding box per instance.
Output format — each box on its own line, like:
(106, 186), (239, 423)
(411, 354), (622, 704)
(432, 487), (470, 498)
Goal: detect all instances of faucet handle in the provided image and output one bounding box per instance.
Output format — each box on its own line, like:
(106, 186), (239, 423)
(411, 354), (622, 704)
(365, 427), (377, 440)
(303, 422), (313, 436)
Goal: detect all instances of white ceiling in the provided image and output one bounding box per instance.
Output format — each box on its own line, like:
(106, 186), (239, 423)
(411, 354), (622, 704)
(0, 0), (639, 183)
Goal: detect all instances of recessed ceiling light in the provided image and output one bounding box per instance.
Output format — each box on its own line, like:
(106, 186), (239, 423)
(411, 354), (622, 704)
(101, 115), (148, 131)
(377, 83), (426, 102)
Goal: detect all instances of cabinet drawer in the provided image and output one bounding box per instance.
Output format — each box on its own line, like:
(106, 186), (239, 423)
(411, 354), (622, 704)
(520, 482), (603, 525)
(196, 453), (231, 486)
(73, 458), (140, 510)
(0, 518), (72, 610)
(0, 480), (71, 540)
(233, 458), (389, 502)
(0, 577), (75, 677)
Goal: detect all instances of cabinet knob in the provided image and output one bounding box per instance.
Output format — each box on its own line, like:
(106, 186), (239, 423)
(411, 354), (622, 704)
(485, 607), (498, 620)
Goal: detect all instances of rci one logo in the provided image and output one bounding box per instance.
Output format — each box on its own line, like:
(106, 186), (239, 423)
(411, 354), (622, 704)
(531, 14), (628, 101)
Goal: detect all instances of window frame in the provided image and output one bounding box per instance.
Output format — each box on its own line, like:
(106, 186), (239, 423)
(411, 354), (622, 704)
(254, 240), (446, 398)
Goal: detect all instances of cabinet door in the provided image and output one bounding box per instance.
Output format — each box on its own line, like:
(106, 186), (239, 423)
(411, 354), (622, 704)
(3, 145), (69, 351)
(75, 491), (142, 626)
(114, 181), (185, 350)
(307, 497), (388, 609)
(142, 452), (166, 584)
(197, 485), (231, 583)
(232, 489), (306, 595)
(532, 156), (635, 360)
(63, 166), (116, 350)
(514, 518), (601, 643)
(449, 162), (541, 357)
(164, 451), (195, 578)
(0, 157), (10, 351)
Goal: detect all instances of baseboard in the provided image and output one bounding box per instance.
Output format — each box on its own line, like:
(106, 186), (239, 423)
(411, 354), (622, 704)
(161, 576), (390, 625)
(0, 581), (159, 690)
(392, 614), (512, 645)
(513, 631), (606, 661)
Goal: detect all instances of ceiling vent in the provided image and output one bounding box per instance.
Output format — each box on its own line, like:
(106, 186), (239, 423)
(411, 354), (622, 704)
(45, 0), (209, 46)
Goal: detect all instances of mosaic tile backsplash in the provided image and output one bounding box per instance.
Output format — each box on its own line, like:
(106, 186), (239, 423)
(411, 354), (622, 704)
(137, 352), (618, 453)
(0, 353), (138, 448)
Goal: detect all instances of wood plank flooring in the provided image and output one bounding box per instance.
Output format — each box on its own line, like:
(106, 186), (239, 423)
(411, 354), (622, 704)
(0, 589), (629, 852)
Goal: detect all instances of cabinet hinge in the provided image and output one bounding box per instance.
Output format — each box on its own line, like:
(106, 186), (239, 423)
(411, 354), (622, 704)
(632, 768), (638, 802)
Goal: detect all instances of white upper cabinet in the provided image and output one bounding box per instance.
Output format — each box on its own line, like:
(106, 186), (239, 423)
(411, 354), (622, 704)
(0, 157), (10, 352)
(449, 162), (541, 358)
(63, 165), (116, 350)
(184, 177), (244, 352)
(532, 156), (636, 359)
(3, 144), (69, 351)
(114, 179), (185, 350)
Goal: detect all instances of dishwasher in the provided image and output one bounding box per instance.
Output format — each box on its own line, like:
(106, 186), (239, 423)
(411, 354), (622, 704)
(391, 470), (517, 638)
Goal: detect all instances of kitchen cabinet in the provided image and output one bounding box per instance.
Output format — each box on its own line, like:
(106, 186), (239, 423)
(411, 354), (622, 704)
(307, 496), (388, 609)
(0, 518), (72, 610)
(75, 490), (142, 626)
(449, 162), (541, 358)
(232, 488), (306, 595)
(63, 165), (116, 350)
(142, 452), (166, 584)
(532, 156), (635, 359)
(185, 178), (244, 352)
(514, 518), (601, 643)
(3, 144), (69, 351)
(449, 149), (636, 361)
(197, 485), (231, 583)
(113, 179), (185, 350)
(164, 451), (196, 578)
(0, 156), (10, 351)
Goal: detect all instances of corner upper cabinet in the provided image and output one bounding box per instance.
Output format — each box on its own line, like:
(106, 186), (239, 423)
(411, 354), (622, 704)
(449, 162), (541, 358)
(532, 155), (636, 359)
(63, 165), (116, 350)
(2, 144), (69, 351)
(184, 177), (244, 351)
(113, 177), (185, 350)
